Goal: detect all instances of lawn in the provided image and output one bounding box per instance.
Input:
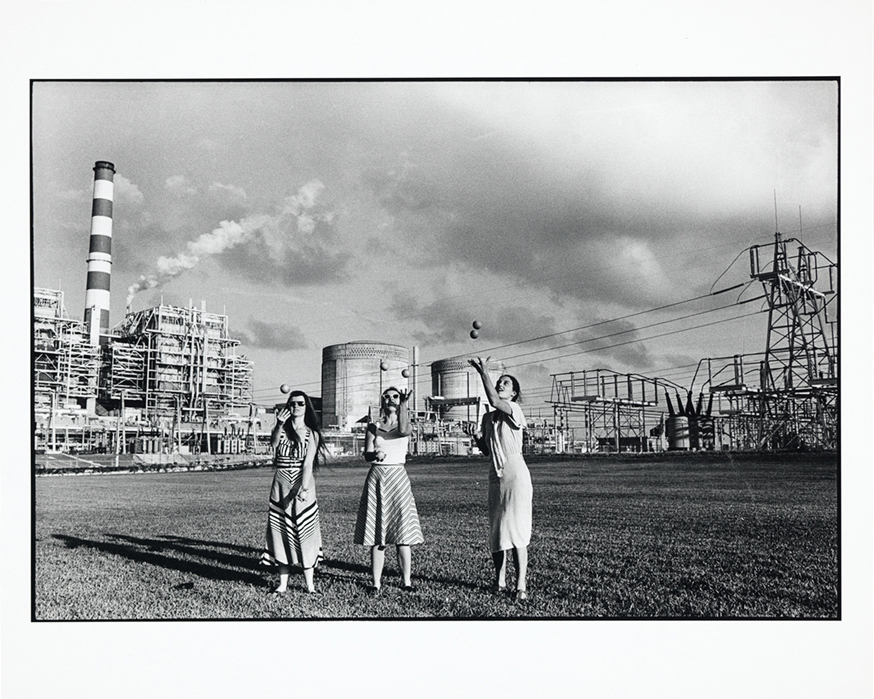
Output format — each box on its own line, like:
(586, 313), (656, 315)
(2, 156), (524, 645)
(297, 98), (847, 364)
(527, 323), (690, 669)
(33, 452), (839, 620)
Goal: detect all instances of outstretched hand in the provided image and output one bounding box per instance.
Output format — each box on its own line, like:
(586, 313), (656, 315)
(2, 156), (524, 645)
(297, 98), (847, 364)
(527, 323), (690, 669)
(398, 389), (412, 404)
(468, 356), (490, 374)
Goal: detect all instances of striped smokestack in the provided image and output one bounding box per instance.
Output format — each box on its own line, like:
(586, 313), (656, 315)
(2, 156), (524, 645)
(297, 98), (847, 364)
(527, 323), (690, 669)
(84, 160), (115, 345)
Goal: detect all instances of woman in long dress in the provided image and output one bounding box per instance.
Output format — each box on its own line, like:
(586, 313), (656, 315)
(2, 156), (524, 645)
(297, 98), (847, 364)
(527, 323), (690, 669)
(468, 357), (533, 601)
(354, 386), (424, 592)
(260, 390), (326, 593)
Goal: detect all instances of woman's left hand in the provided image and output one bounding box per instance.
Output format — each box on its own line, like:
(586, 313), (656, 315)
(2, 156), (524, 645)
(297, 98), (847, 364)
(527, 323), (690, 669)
(399, 389), (412, 403)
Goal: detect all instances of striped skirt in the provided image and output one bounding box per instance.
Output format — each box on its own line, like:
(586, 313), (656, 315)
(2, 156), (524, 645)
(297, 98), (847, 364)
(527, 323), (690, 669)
(354, 464), (424, 546)
(260, 467), (323, 569)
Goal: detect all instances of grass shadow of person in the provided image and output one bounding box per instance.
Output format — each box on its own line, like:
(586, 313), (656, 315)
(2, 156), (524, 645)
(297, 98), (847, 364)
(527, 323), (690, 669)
(53, 532), (268, 587)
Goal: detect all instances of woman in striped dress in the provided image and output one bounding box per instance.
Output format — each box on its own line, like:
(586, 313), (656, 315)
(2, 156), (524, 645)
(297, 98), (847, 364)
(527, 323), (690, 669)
(468, 357), (533, 602)
(260, 390), (326, 594)
(354, 387), (424, 592)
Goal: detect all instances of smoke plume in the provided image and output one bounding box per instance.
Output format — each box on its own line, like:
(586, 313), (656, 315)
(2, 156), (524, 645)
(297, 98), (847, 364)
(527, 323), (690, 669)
(126, 180), (328, 307)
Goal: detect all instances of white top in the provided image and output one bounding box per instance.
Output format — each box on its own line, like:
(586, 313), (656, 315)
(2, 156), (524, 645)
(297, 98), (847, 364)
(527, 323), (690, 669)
(374, 425), (409, 465)
(483, 402), (527, 475)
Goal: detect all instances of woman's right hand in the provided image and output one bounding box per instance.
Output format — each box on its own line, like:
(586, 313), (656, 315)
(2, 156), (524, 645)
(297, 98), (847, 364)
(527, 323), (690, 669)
(468, 356), (490, 374)
(276, 408), (291, 424)
(374, 450), (386, 463)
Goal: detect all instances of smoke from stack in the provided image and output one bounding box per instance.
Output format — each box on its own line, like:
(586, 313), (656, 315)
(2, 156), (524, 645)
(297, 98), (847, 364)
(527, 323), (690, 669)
(126, 179), (327, 308)
(84, 161), (115, 345)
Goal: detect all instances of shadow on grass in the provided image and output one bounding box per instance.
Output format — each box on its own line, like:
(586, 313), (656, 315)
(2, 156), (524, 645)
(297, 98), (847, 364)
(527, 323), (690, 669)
(53, 533), (269, 587)
(52, 532), (490, 594)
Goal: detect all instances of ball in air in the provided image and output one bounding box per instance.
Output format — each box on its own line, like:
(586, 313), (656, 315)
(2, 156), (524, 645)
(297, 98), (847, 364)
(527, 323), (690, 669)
(472, 320), (482, 330)
(380, 361), (389, 371)
(280, 384), (291, 394)
(401, 368), (410, 378)
(470, 329), (479, 339)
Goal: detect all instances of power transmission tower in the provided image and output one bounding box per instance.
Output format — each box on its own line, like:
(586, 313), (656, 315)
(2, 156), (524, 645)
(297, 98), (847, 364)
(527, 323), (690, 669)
(749, 231), (838, 449)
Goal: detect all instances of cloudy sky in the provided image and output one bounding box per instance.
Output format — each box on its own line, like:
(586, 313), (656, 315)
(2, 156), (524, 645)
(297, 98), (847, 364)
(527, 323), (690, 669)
(32, 80), (838, 409)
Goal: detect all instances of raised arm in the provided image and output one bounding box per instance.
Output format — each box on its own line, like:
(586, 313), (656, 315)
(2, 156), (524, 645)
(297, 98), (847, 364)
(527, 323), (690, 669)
(397, 389), (412, 437)
(468, 356), (514, 416)
(270, 407), (291, 448)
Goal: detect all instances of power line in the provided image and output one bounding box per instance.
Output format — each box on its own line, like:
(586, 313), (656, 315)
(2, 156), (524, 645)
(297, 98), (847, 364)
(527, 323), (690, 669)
(510, 308), (766, 370)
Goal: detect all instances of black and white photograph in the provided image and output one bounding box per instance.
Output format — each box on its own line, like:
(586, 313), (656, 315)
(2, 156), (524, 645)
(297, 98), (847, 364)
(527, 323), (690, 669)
(3, 3), (872, 699)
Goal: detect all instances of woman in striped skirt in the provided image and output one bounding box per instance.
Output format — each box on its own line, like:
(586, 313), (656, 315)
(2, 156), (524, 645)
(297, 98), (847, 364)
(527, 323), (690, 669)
(354, 386), (424, 592)
(260, 390), (326, 593)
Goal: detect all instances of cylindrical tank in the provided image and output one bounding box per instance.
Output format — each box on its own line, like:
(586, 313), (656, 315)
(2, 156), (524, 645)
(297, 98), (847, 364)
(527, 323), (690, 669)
(666, 416), (690, 450)
(430, 357), (506, 422)
(321, 341), (410, 430)
(84, 160), (115, 346)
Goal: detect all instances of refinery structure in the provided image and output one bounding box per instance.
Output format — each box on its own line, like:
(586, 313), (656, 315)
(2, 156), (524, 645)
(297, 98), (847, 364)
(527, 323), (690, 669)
(34, 162), (256, 458)
(33, 162), (838, 462)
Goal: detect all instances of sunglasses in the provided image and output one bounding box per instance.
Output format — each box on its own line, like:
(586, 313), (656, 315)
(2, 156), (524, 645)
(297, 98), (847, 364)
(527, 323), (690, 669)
(383, 393), (400, 400)
(289, 400), (306, 407)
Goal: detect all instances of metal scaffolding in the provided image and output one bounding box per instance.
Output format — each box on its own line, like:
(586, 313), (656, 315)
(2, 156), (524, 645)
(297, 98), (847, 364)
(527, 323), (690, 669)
(33, 288), (100, 412)
(111, 303), (254, 422)
(706, 232), (838, 450)
(549, 369), (665, 452)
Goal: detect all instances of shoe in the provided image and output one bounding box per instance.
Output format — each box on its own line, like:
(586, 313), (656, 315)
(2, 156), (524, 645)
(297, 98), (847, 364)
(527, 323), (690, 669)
(366, 585), (381, 595)
(402, 585), (417, 593)
(492, 584), (508, 595)
(268, 586), (287, 595)
(515, 590), (528, 602)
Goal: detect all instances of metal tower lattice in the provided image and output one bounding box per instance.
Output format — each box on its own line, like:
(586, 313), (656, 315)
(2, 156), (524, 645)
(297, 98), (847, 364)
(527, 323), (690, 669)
(749, 232), (838, 449)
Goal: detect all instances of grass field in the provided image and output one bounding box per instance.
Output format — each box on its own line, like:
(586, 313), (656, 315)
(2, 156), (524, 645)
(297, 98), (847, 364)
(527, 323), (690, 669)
(33, 452), (839, 620)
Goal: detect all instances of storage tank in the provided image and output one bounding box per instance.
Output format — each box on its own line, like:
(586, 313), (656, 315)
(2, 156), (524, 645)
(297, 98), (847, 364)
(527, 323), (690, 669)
(430, 357), (506, 422)
(321, 341), (410, 430)
(666, 416), (690, 450)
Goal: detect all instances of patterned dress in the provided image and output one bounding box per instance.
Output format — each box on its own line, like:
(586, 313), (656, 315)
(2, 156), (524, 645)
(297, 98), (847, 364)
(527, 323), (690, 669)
(260, 426), (323, 569)
(354, 424), (424, 546)
(482, 402), (532, 552)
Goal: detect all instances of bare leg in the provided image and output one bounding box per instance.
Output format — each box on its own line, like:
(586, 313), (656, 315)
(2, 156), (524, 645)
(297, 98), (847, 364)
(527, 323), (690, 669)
(275, 564), (290, 592)
(492, 550), (507, 588)
(370, 545), (386, 588)
(512, 546), (528, 591)
(396, 545), (412, 587)
(303, 566), (315, 593)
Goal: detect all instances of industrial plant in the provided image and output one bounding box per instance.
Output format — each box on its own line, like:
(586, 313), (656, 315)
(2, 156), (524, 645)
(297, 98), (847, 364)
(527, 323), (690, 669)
(34, 162), (256, 461)
(32, 162), (839, 466)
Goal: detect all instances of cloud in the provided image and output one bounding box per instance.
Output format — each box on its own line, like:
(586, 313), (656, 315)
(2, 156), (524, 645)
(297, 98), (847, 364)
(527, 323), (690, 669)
(238, 319), (310, 350)
(351, 82), (837, 316)
(54, 173), (143, 208)
(222, 240), (350, 287)
(127, 180), (341, 305)
(165, 174), (198, 197)
(208, 181), (248, 203)
(562, 317), (655, 369)
(56, 188), (88, 203)
(114, 174), (144, 206)
(391, 288), (559, 347)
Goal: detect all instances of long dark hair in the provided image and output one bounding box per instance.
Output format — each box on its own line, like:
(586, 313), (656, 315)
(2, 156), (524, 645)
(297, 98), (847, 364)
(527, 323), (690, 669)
(285, 390), (328, 467)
